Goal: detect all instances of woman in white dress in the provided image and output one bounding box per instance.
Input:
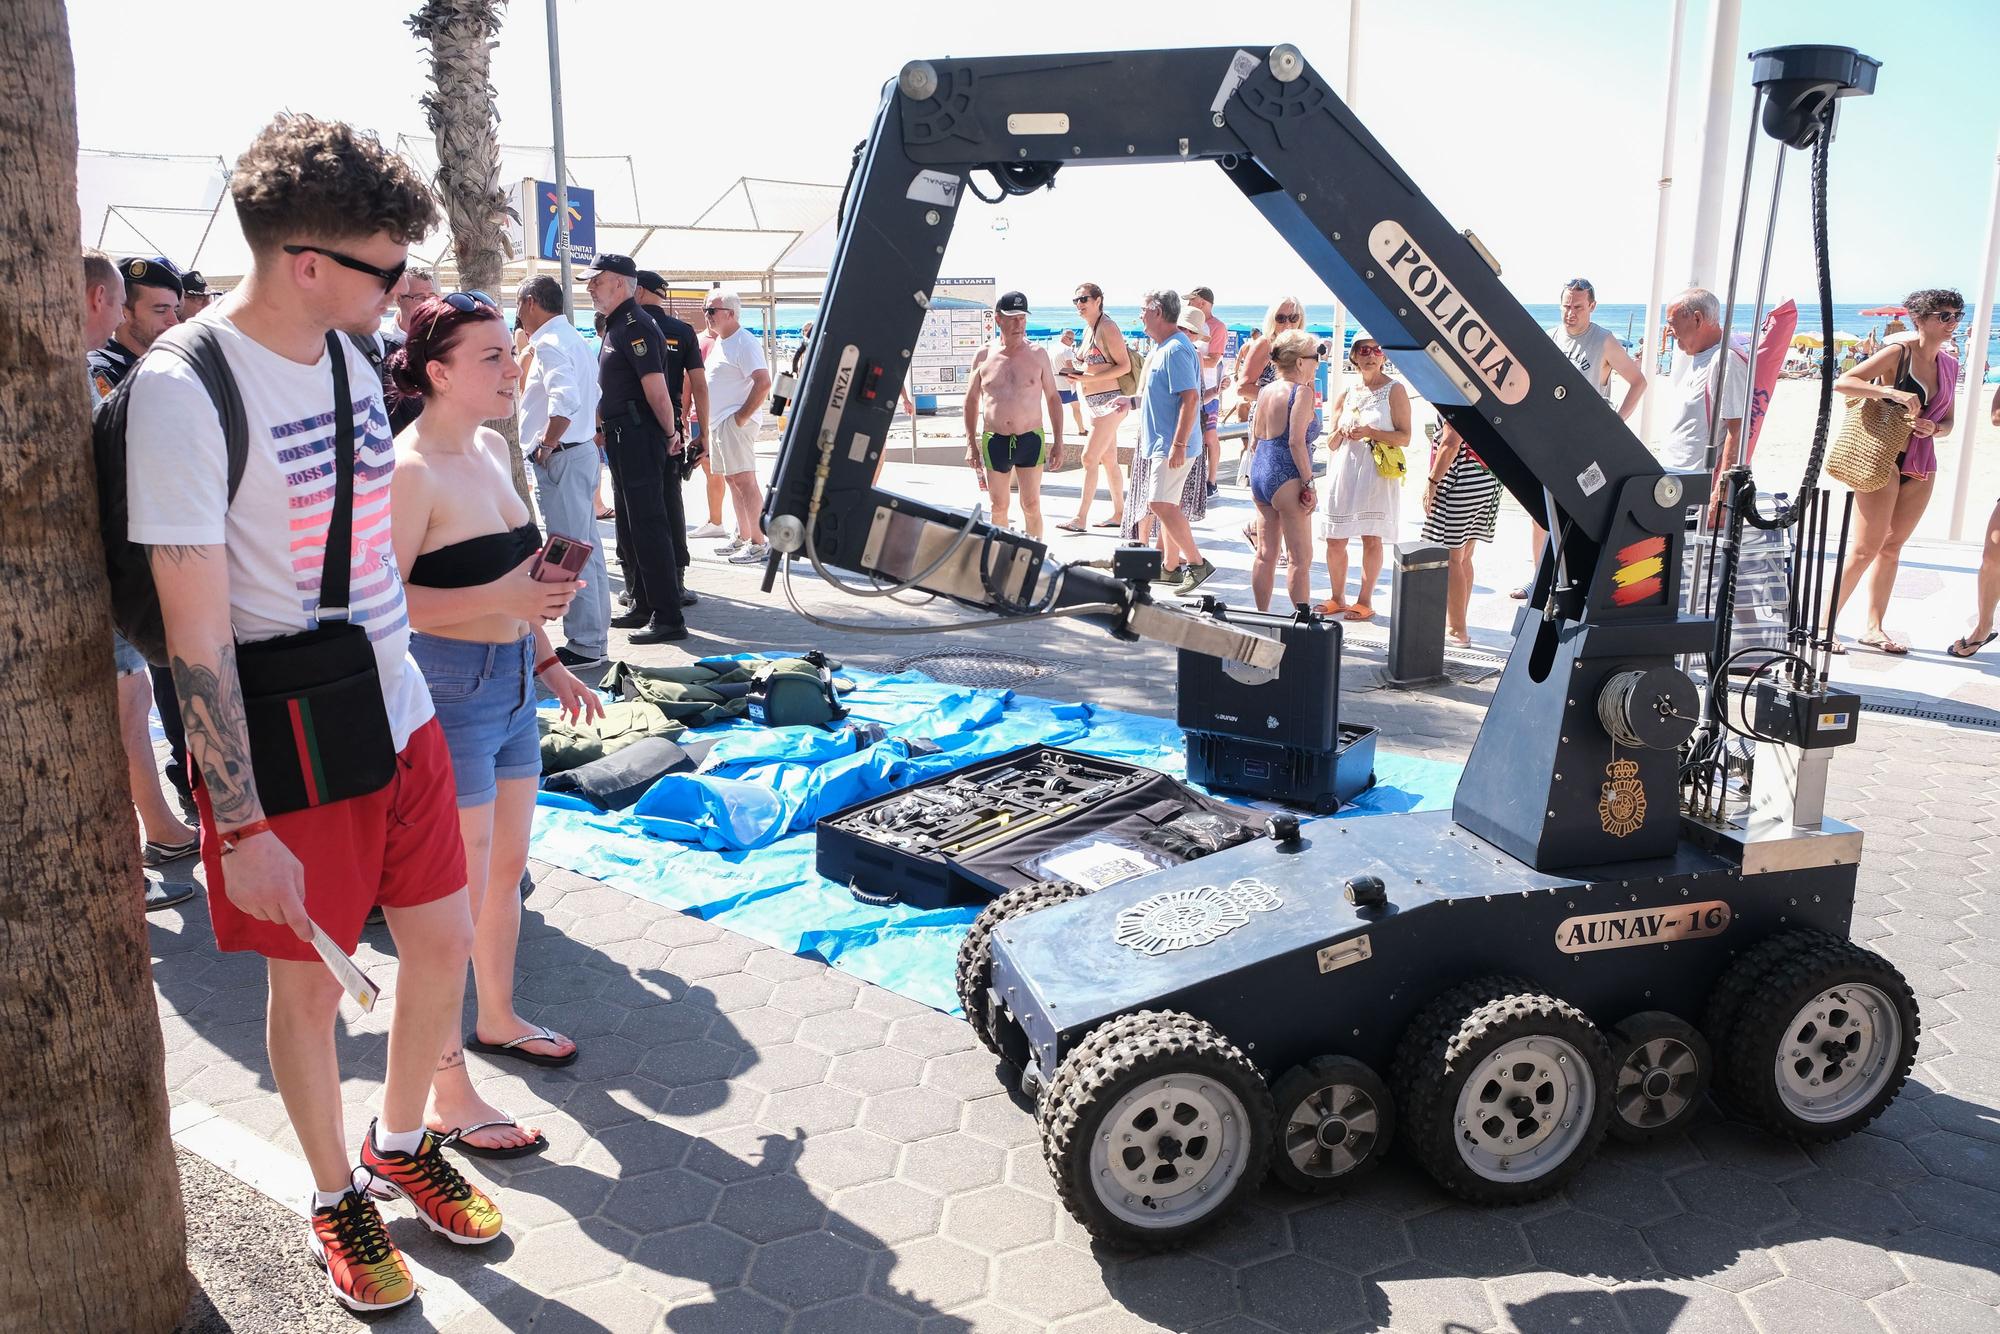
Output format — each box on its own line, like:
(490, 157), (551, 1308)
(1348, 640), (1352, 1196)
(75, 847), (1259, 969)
(1315, 336), (1410, 620)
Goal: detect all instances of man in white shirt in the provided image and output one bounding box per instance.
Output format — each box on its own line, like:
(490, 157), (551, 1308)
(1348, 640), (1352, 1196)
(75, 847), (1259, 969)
(1662, 287), (1748, 522)
(124, 114), (502, 1312)
(700, 288), (772, 562)
(516, 275), (609, 664)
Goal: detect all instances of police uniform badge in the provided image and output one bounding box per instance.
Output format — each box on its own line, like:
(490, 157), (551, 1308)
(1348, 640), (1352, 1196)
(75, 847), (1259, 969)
(1598, 757), (1646, 838)
(630, 337), (647, 358)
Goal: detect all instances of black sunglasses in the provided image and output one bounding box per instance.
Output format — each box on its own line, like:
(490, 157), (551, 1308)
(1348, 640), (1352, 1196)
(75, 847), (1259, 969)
(1275, 312), (1302, 324)
(422, 291), (500, 340)
(1931, 310), (1964, 323)
(704, 305), (731, 315)
(1072, 295), (1095, 305)
(282, 243), (407, 293)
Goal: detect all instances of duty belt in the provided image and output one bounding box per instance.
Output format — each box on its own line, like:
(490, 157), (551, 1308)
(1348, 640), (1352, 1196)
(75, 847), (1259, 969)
(607, 401), (667, 430)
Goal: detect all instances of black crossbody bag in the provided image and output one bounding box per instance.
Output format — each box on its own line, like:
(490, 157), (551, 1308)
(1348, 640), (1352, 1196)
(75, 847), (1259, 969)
(235, 334), (398, 813)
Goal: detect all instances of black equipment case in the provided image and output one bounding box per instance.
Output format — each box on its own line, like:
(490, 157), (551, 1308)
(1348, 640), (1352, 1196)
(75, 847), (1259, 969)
(815, 745), (1259, 910)
(1177, 605), (1377, 812)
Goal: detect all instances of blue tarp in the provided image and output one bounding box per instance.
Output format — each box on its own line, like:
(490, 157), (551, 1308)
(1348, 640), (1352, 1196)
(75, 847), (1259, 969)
(530, 661), (1463, 1014)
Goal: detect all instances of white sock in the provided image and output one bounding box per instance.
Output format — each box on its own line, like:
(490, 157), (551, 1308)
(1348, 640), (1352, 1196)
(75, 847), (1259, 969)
(313, 1187), (349, 1210)
(374, 1125), (427, 1156)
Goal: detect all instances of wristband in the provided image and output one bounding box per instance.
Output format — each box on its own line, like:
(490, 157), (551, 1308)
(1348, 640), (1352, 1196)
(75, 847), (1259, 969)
(219, 817), (274, 852)
(536, 654), (561, 677)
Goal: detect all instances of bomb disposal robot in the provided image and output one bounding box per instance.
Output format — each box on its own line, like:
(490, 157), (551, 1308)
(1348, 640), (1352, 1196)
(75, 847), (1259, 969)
(760, 44), (1909, 1247)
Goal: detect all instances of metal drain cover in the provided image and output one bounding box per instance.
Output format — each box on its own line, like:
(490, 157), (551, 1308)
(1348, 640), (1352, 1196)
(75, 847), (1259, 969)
(886, 650), (1060, 690)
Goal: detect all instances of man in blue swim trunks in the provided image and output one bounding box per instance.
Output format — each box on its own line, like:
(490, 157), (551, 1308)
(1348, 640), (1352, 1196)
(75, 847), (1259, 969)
(964, 291), (1065, 538)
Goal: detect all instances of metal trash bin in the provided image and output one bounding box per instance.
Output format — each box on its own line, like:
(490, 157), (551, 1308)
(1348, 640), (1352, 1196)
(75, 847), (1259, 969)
(1386, 539), (1450, 686)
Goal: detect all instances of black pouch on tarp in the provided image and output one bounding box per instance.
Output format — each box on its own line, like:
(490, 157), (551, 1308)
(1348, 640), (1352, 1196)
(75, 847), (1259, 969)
(234, 335), (396, 814)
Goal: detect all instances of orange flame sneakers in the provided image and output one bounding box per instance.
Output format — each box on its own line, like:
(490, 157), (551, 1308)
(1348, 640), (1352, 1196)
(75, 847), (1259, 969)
(308, 1187), (415, 1312)
(359, 1120), (504, 1245)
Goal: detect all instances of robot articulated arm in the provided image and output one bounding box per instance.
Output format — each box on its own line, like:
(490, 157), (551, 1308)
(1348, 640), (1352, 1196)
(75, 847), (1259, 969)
(765, 45), (1701, 679)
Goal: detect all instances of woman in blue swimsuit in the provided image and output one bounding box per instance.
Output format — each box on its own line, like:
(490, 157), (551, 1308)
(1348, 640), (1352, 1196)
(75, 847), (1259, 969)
(1248, 330), (1322, 611)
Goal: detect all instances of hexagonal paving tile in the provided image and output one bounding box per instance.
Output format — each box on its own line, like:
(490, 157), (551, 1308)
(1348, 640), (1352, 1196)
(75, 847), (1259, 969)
(1104, 1251), (1240, 1328)
(657, 1287), (788, 1334)
(1871, 1284), (2000, 1334)
(873, 1235), (991, 1314)
(796, 1007), (895, 1055)
(831, 1046), (927, 1097)
(991, 1241), (1120, 1324)
(940, 1184), (1058, 1256)
(1523, 1208), (1654, 1283)
(758, 1082), (864, 1137)
(1764, 1226), (1910, 1299)
(900, 1134), (1006, 1195)
(626, 1221), (753, 1303)
(792, 1127), (902, 1194)
(1289, 1198), (1413, 1276)
(788, 1294), (924, 1334)
(860, 1085), (965, 1141)
(735, 1042), (833, 1096)
(711, 1171), (830, 1244)
(831, 1179), (944, 1247)
(1237, 1252), (1367, 1333)
(664, 939), (755, 982)
(1359, 1260), (1496, 1333)
(598, 1169), (721, 1234)
(497, 1218), (631, 1290)
(1405, 1204), (1534, 1277)
(1738, 1276), (1881, 1334)
(745, 1228), (875, 1309)
(1640, 1214), (1782, 1292)
(1669, 1164), (1800, 1232)
(769, 975), (864, 1017)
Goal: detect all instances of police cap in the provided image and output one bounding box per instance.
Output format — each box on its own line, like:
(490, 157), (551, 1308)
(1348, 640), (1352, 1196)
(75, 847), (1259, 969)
(122, 257), (184, 297)
(181, 270), (210, 296)
(587, 254), (638, 279)
(636, 270), (670, 297)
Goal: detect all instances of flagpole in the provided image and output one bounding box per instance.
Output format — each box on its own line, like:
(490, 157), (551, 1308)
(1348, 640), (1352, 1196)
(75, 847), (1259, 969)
(1638, 0), (1688, 448)
(1685, 0), (1742, 291)
(546, 0), (572, 317)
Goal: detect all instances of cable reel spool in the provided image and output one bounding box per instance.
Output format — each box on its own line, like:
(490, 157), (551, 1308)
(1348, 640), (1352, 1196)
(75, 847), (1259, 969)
(1597, 668), (1699, 751)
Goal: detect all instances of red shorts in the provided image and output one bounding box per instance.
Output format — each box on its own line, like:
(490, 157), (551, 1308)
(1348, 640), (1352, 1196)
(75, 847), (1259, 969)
(196, 718), (467, 962)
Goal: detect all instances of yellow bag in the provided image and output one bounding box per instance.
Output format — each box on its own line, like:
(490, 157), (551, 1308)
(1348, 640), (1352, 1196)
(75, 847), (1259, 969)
(1371, 440), (1407, 482)
(1826, 396), (1911, 494)
(1826, 343), (1915, 494)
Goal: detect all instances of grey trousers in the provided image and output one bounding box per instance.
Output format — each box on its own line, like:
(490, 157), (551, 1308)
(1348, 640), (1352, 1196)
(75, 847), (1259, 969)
(531, 442), (611, 657)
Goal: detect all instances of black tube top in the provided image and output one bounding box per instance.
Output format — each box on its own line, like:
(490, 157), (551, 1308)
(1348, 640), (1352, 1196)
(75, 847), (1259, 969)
(409, 522), (541, 589)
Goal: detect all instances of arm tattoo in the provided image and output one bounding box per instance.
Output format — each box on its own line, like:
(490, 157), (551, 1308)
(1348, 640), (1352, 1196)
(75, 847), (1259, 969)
(148, 544), (207, 566)
(169, 641), (264, 828)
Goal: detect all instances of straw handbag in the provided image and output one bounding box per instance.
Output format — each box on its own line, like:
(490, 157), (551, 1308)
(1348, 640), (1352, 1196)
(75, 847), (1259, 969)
(1827, 346), (1914, 493)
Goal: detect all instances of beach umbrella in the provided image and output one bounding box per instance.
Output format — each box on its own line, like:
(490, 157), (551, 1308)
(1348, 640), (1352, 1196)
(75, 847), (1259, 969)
(1792, 332), (1824, 348)
(1832, 331), (1862, 345)
(1859, 305), (1908, 317)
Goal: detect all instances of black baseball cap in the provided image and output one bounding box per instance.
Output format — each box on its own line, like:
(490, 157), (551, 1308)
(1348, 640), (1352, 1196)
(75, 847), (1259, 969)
(994, 290), (1030, 316)
(586, 253), (637, 279)
(180, 270), (210, 296)
(122, 257), (183, 297)
(636, 269), (670, 297)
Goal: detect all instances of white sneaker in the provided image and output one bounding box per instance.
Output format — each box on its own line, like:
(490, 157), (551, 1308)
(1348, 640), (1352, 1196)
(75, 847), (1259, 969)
(727, 544), (770, 565)
(689, 522), (728, 539)
(715, 539), (744, 557)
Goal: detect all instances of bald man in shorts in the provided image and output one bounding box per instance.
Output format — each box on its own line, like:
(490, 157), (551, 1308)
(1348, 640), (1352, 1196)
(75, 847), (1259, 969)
(964, 291), (1065, 538)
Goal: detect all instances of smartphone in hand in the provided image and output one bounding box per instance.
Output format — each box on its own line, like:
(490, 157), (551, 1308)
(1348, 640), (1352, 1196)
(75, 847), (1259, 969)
(531, 532), (594, 583)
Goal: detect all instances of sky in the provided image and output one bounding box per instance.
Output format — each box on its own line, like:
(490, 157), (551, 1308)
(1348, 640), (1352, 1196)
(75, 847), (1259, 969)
(67, 0), (2000, 317)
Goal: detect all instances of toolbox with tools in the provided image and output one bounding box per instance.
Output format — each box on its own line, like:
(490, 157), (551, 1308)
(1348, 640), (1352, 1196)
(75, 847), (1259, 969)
(816, 745), (1260, 910)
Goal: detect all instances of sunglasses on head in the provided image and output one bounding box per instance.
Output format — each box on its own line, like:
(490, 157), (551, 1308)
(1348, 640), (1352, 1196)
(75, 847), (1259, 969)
(282, 243), (407, 293)
(422, 291), (499, 339)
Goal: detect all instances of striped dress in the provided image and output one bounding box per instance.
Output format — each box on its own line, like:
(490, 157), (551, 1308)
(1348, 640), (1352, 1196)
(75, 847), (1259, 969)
(1421, 447), (1501, 547)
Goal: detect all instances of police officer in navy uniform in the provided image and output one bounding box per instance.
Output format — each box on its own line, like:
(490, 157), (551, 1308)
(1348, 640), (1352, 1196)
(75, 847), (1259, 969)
(587, 254), (688, 643)
(178, 270), (215, 321)
(636, 270), (703, 600)
(88, 257), (183, 399)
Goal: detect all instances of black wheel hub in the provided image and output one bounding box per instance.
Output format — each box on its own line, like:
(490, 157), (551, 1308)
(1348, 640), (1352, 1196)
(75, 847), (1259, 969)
(1315, 1117), (1349, 1149)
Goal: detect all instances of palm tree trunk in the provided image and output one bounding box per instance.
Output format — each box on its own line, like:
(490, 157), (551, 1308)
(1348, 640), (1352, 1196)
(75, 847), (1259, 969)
(0, 2), (189, 1329)
(409, 0), (535, 514)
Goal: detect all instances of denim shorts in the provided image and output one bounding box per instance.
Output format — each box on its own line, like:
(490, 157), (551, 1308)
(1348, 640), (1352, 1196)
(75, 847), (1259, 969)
(112, 630), (146, 677)
(409, 632), (542, 807)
